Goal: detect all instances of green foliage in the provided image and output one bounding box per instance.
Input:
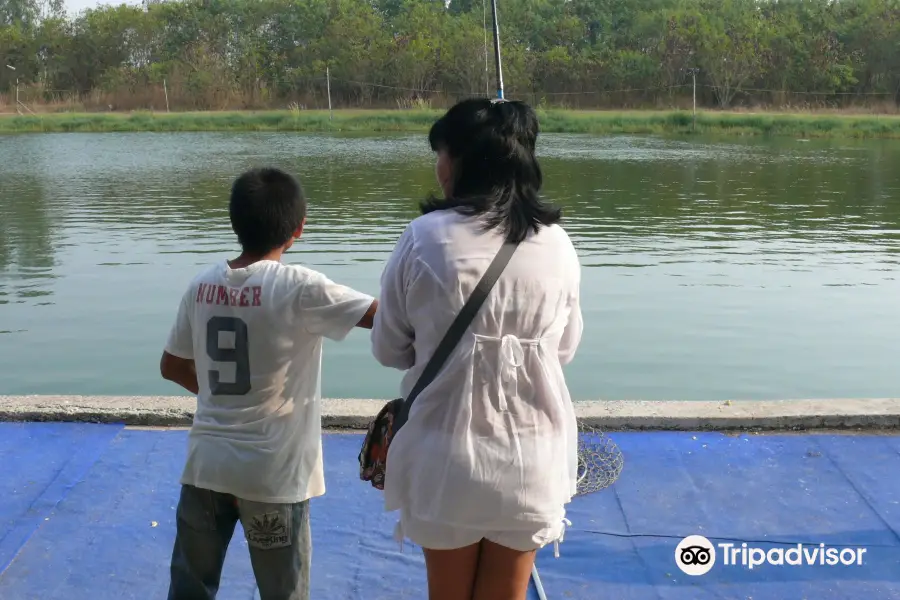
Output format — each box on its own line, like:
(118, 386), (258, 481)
(1, 0), (898, 110)
(4, 109), (900, 138)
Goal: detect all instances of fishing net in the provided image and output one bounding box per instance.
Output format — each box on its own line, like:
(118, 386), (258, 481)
(575, 420), (624, 496)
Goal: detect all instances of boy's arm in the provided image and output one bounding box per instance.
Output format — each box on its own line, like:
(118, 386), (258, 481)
(160, 288), (199, 394)
(160, 352), (199, 394)
(298, 272), (376, 341)
(356, 299), (379, 329)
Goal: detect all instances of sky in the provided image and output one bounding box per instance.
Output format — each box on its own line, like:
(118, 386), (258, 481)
(65, 0), (141, 15)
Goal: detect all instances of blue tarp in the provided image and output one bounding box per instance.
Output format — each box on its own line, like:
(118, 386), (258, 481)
(1, 424), (898, 599)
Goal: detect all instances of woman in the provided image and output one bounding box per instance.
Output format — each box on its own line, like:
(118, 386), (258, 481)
(370, 98), (583, 600)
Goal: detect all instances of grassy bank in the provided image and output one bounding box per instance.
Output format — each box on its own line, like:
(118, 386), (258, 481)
(3, 109), (900, 138)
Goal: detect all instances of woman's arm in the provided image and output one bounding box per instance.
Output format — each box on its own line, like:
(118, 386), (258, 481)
(371, 226), (416, 369)
(558, 292), (583, 366)
(558, 234), (583, 366)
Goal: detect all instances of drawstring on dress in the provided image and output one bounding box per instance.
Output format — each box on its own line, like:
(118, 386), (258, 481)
(553, 518), (573, 558)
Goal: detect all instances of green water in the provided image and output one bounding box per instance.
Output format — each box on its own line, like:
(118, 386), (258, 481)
(1, 132), (898, 401)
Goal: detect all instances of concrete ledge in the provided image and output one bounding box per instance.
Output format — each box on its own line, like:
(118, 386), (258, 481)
(1, 395), (900, 431)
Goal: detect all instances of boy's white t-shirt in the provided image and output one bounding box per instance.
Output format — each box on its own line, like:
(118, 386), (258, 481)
(164, 259), (374, 504)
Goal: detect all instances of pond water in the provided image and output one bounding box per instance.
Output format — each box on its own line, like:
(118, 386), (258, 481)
(1, 132), (898, 401)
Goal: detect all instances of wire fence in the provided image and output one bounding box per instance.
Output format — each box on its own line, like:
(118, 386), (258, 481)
(3, 75), (899, 114)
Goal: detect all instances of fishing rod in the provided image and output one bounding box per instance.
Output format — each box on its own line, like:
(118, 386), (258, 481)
(488, 0), (504, 100)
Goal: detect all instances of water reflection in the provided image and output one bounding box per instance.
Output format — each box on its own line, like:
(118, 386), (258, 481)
(0, 173), (58, 307)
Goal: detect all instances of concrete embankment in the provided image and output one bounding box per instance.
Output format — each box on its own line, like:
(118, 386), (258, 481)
(1, 395), (899, 431)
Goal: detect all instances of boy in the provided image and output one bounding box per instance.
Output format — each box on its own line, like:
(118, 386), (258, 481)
(159, 167), (377, 600)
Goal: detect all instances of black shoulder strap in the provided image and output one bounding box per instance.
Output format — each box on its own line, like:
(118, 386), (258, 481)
(394, 241), (518, 430)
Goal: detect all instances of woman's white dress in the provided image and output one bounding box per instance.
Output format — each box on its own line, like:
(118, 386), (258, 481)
(371, 209), (583, 547)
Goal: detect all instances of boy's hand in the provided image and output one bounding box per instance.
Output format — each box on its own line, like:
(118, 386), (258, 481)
(355, 300), (378, 330)
(160, 351), (199, 395)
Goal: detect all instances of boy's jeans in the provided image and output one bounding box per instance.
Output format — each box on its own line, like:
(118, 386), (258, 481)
(167, 484), (311, 600)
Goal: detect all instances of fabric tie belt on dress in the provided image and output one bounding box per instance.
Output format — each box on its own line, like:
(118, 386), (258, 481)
(493, 333), (538, 411)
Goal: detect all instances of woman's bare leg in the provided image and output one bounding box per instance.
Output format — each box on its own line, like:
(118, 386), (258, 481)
(422, 543), (482, 600)
(471, 539), (536, 600)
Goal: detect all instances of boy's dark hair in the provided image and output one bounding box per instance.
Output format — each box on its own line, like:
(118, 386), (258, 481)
(422, 98), (561, 244)
(229, 167), (307, 255)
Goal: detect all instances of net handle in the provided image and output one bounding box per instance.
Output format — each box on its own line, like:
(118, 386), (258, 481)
(577, 455), (588, 486)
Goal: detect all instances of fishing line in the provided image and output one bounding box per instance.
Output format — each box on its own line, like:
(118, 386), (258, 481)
(531, 422), (624, 599)
(482, 0), (489, 97)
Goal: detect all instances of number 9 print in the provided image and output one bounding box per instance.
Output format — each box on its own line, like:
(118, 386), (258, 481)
(206, 316), (251, 395)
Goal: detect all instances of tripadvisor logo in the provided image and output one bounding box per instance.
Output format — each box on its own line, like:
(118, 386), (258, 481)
(675, 535), (868, 576)
(675, 535), (716, 576)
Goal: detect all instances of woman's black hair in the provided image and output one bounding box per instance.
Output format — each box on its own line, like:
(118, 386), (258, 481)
(422, 98), (561, 243)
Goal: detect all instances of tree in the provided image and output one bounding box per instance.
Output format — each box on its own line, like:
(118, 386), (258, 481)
(665, 0), (772, 107)
(2, 0), (899, 111)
